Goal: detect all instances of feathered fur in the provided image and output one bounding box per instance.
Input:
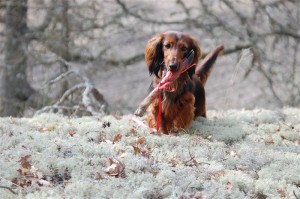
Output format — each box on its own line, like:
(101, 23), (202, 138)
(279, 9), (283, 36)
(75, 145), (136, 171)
(145, 31), (223, 134)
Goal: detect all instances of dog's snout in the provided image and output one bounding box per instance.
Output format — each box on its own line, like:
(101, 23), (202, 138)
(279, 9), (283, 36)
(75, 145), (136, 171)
(169, 63), (178, 70)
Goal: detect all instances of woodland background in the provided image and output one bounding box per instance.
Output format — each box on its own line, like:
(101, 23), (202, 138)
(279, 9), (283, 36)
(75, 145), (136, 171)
(0, 0), (299, 117)
(0, 1), (300, 198)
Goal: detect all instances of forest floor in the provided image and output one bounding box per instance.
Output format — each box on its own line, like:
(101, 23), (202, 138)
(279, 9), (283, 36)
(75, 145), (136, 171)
(1, 108), (300, 198)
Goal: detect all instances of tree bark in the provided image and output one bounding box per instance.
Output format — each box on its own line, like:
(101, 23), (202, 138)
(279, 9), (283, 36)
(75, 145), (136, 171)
(0, 0), (35, 116)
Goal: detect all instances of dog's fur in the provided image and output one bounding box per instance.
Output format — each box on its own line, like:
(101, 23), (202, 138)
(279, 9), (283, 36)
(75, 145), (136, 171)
(145, 31), (222, 134)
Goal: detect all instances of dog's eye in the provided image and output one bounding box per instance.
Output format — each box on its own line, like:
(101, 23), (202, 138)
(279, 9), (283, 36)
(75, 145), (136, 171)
(181, 46), (188, 51)
(164, 44), (171, 49)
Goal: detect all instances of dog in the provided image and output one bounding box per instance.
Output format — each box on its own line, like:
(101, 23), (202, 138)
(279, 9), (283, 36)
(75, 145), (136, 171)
(145, 31), (223, 134)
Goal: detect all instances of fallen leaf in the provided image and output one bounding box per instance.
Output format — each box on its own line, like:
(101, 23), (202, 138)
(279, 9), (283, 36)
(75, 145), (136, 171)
(265, 141), (275, 145)
(118, 150), (128, 158)
(106, 164), (118, 176)
(293, 182), (300, 187)
(38, 127), (48, 132)
(168, 158), (180, 167)
(112, 134), (122, 144)
(132, 145), (140, 156)
(141, 150), (150, 158)
(212, 171), (226, 179)
(294, 140), (300, 145)
(226, 181), (232, 193)
(137, 137), (146, 145)
(150, 171), (159, 177)
(117, 149), (126, 156)
(69, 131), (76, 137)
(37, 179), (52, 187)
(148, 156), (155, 165)
(105, 158), (125, 177)
(130, 128), (137, 136)
(17, 167), (29, 175)
(280, 135), (288, 140)
(55, 143), (62, 152)
(277, 189), (286, 198)
(29, 166), (43, 179)
(255, 138), (265, 143)
(19, 155), (31, 169)
(96, 172), (104, 180)
(11, 177), (32, 188)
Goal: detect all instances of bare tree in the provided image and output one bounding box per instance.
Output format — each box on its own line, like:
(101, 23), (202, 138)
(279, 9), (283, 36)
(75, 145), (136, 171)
(0, 0), (298, 116)
(0, 0), (35, 116)
(115, 0), (300, 108)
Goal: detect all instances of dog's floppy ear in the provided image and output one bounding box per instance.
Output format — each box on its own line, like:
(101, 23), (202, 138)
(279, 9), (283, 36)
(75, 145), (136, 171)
(145, 34), (164, 78)
(187, 36), (201, 78)
(190, 37), (201, 65)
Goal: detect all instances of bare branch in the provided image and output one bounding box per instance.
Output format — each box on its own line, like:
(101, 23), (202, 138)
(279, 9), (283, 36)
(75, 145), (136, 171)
(0, 185), (17, 195)
(115, 0), (189, 25)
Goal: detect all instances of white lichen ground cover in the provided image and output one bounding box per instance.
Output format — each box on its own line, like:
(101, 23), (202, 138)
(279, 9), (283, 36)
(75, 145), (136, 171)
(0, 108), (300, 199)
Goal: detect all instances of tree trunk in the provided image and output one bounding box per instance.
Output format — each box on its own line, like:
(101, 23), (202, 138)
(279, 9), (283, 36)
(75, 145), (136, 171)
(0, 0), (35, 116)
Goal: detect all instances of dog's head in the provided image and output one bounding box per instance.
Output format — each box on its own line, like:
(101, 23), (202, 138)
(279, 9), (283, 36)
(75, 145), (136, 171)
(145, 31), (201, 78)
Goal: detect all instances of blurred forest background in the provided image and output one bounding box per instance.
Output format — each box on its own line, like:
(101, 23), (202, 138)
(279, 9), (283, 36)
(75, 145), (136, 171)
(0, 0), (299, 117)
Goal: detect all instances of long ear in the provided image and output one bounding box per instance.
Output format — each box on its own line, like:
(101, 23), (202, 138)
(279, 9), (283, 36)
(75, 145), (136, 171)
(190, 36), (201, 65)
(187, 37), (201, 78)
(145, 34), (164, 78)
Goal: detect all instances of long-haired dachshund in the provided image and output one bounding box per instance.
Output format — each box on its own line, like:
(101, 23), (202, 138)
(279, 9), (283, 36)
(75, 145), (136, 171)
(145, 31), (223, 134)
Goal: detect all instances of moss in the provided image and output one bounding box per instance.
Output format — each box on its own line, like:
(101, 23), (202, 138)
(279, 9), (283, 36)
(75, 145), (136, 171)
(0, 108), (300, 198)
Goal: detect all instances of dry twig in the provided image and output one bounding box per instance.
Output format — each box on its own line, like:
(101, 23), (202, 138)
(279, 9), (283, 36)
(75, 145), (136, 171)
(36, 52), (108, 116)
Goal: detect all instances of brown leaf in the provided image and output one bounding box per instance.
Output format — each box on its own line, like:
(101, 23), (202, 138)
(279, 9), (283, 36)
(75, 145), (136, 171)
(11, 177), (32, 188)
(265, 141), (275, 145)
(294, 140), (300, 145)
(117, 150), (127, 158)
(148, 156), (155, 165)
(255, 138), (265, 143)
(19, 155), (31, 169)
(168, 157), (180, 167)
(226, 181), (232, 193)
(117, 149), (125, 156)
(141, 150), (150, 158)
(130, 128), (137, 136)
(30, 166), (43, 179)
(69, 131), (76, 137)
(17, 168), (29, 175)
(293, 182), (300, 187)
(112, 134), (122, 144)
(150, 171), (159, 177)
(106, 164), (119, 176)
(277, 189), (286, 198)
(38, 126), (48, 132)
(280, 135), (288, 140)
(96, 172), (104, 180)
(132, 145), (140, 156)
(55, 143), (62, 152)
(105, 158), (125, 177)
(137, 137), (146, 145)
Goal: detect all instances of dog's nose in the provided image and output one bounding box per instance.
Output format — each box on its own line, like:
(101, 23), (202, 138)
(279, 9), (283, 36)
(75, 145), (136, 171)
(169, 63), (178, 70)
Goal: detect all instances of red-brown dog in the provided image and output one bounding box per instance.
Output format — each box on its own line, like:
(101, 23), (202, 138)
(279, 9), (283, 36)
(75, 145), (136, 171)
(145, 31), (223, 134)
